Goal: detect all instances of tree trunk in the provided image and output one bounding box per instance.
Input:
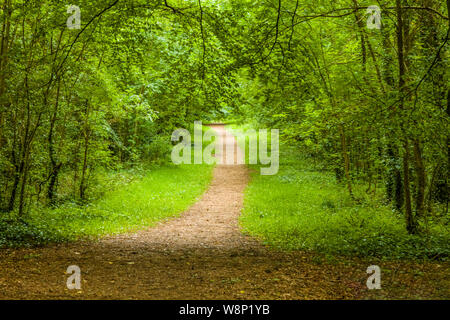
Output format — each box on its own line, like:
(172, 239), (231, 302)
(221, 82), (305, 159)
(396, 0), (417, 234)
(47, 80), (62, 204)
(79, 100), (90, 200)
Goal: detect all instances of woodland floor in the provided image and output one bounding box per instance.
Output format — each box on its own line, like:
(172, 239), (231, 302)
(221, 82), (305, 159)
(0, 125), (448, 300)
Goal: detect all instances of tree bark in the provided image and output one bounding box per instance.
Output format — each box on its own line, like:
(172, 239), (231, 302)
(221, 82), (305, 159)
(396, 0), (417, 234)
(79, 100), (90, 200)
(47, 80), (62, 204)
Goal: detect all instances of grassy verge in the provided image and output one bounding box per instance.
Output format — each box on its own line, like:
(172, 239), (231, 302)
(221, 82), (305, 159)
(1, 150), (214, 247)
(230, 125), (449, 261)
(0, 163), (213, 247)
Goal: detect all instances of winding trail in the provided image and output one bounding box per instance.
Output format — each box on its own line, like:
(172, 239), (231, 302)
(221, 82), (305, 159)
(104, 124), (260, 252)
(0, 125), (446, 299)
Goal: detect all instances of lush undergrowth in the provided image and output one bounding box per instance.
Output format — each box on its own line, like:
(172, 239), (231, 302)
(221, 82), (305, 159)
(232, 126), (449, 261)
(0, 163), (214, 247)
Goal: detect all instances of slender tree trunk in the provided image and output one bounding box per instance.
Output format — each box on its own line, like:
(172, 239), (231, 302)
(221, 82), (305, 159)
(380, 12), (403, 209)
(47, 80), (62, 203)
(79, 100), (90, 200)
(7, 164), (20, 211)
(396, 0), (417, 234)
(0, 0), (11, 145)
(18, 143), (31, 216)
(444, 0), (450, 216)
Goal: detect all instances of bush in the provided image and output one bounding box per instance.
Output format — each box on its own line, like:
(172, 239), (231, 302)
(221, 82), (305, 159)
(145, 135), (172, 163)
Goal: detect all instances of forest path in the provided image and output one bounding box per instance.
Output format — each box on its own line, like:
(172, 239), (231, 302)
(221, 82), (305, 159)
(95, 124), (263, 252)
(0, 125), (443, 299)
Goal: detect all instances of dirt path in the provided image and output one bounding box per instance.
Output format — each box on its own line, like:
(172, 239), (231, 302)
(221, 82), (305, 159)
(103, 125), (260, 252)
(0, 125), (447, 299)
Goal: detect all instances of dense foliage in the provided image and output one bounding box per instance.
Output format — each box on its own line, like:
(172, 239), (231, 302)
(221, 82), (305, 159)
(228, 0), (449, 236)
(0, 0), (226, 215)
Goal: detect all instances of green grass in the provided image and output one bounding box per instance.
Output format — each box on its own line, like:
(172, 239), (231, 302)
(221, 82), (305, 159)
(1, 125), (215, 247)
(0, 163), (214, 247)
(230, 125), (449, 261)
